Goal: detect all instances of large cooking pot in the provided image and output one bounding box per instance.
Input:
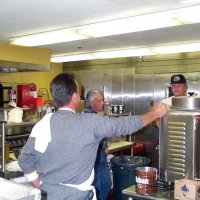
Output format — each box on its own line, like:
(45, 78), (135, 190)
(171, 96), (200, 110)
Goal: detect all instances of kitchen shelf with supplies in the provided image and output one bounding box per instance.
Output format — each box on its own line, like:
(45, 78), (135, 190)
(4, 120), (38, 152)
(108, 112), (131, 117)
(0, 110), (38, 176)
(6, 120), (38, 127)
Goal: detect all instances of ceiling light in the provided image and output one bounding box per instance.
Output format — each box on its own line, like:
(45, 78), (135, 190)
(172, 5), (200, 23)
(153, 42), (200, 54)
(10, 5), (200, 46)
(10, 29), (89, 46)
(51, 42), (200, 63)
(51, 48), (155, 62)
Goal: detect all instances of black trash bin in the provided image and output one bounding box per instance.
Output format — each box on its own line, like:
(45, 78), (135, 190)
(111, 155), (151, 200)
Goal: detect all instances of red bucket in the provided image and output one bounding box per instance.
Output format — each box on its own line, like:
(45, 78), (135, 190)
(135, 166), (157, 195)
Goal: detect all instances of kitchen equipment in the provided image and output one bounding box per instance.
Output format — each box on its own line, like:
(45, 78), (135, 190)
(17, 84), (37, 112)
(119, 105), (125, 114)
(171, 96), (200, 110)
(8, 86), (17, 107)
(136, 166), (157, 195)
(110, 104), (125, 114)
(0, 108), (37, 177)
(159, 96), (200, 183)
(41, 100), (55, 118)
(7, 107), (23, 123)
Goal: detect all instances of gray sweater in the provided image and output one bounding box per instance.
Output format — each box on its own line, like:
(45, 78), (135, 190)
(18, 110), (142, 200)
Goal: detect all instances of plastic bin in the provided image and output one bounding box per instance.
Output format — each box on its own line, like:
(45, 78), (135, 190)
(111, 155), (151, 200)
(0, 177), (41, 200)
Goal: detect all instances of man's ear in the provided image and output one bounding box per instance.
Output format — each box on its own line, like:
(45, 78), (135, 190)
(72, 92), (77, 103)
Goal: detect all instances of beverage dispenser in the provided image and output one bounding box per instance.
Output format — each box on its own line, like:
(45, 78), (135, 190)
(159, 97), (200, 183)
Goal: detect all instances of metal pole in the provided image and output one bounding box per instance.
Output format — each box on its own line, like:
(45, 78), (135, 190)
(128, 112), (134, 156)
(0, 110), (8, 173)
(1, 122), (6, 172)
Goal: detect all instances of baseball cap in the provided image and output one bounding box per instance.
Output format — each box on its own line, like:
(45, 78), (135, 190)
(170, 74), (187, 84)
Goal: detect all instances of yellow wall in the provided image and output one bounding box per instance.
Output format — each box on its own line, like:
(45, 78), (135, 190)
(0, 63), (63, 102)
(0, 42), (51, 65)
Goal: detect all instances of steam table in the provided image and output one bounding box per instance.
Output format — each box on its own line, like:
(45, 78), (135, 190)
(122, 185), (174, 200)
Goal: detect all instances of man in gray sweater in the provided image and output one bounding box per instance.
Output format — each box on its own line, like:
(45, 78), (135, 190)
(18, 73), (167, 200)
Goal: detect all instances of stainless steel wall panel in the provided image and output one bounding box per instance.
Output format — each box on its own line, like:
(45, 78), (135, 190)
(135, 74), (153, 114)
(153, 73), (170, 104)
(70, 69), (101, 98)
(111, 69), (123, 105)
(122, 68), (135, 114)
(100, 70), (112, 104)
(134, 73), (159, 168)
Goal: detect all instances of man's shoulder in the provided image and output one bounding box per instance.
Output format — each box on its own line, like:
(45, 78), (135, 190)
(82, 108), (90, 113)
(81, 108), (95, 114)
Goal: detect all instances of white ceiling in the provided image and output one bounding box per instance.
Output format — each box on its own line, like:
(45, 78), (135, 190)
(1, 0), (200, 60)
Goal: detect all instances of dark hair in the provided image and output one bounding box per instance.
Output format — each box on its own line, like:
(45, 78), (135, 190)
(50, 73), (78, 107)
(85, 89), (103, 109)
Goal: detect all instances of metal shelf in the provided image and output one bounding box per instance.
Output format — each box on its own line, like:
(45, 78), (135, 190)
(6, 120), (38, 127)
(108, 113), (131, 117)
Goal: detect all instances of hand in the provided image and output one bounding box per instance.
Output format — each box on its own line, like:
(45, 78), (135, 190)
(31, 177), (42, 188)
(97, 111), (105, 117)
(153, 118), (160, 127)
(151, 102), (168, 118)
(141, 102), (168, 127)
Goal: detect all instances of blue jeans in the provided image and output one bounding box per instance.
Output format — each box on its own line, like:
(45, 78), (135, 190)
(93, 154), (111, 200)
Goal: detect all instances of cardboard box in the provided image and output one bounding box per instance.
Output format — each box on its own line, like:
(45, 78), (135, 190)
(174, 179), (200, 200)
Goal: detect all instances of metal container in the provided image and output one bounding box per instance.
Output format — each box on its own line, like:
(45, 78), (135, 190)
(0, 110), (8, 122)
(172, 96), (200, 110)
(136, 167), (157, 195)
(159, 108), (200, 183)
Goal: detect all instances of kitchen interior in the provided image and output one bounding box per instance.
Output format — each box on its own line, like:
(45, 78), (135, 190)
(1, 0), (200, 199)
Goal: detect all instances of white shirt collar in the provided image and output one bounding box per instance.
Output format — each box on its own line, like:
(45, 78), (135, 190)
(59, 107), (75, 113)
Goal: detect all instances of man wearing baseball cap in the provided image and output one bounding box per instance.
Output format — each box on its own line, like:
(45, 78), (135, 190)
(154, 74), (187, 127)
(161, 74), (187, 107)
(170, 74), (187, 97)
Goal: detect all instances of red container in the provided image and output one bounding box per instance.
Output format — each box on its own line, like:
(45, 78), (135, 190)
(17, 84), (37, 112)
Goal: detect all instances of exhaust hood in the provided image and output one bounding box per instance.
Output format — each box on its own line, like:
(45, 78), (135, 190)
(0, 42), (51, 72)
(0, 60), (50, 72)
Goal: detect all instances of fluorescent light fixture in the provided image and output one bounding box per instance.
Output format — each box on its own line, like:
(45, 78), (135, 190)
(172, 5), (200, 23)
(10, 5), (200, 46)
(153, 42), (200, 54)
(51, 42), (200, 63)
(51, 48), (154, 62)
(10, 29), (90, 46)
(51, 48), (155, 62)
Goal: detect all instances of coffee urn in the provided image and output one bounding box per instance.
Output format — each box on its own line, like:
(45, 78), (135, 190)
(159, 97), (200, 183)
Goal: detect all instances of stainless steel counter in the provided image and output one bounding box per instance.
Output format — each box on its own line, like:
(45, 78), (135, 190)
(122, 185), (174, 200)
